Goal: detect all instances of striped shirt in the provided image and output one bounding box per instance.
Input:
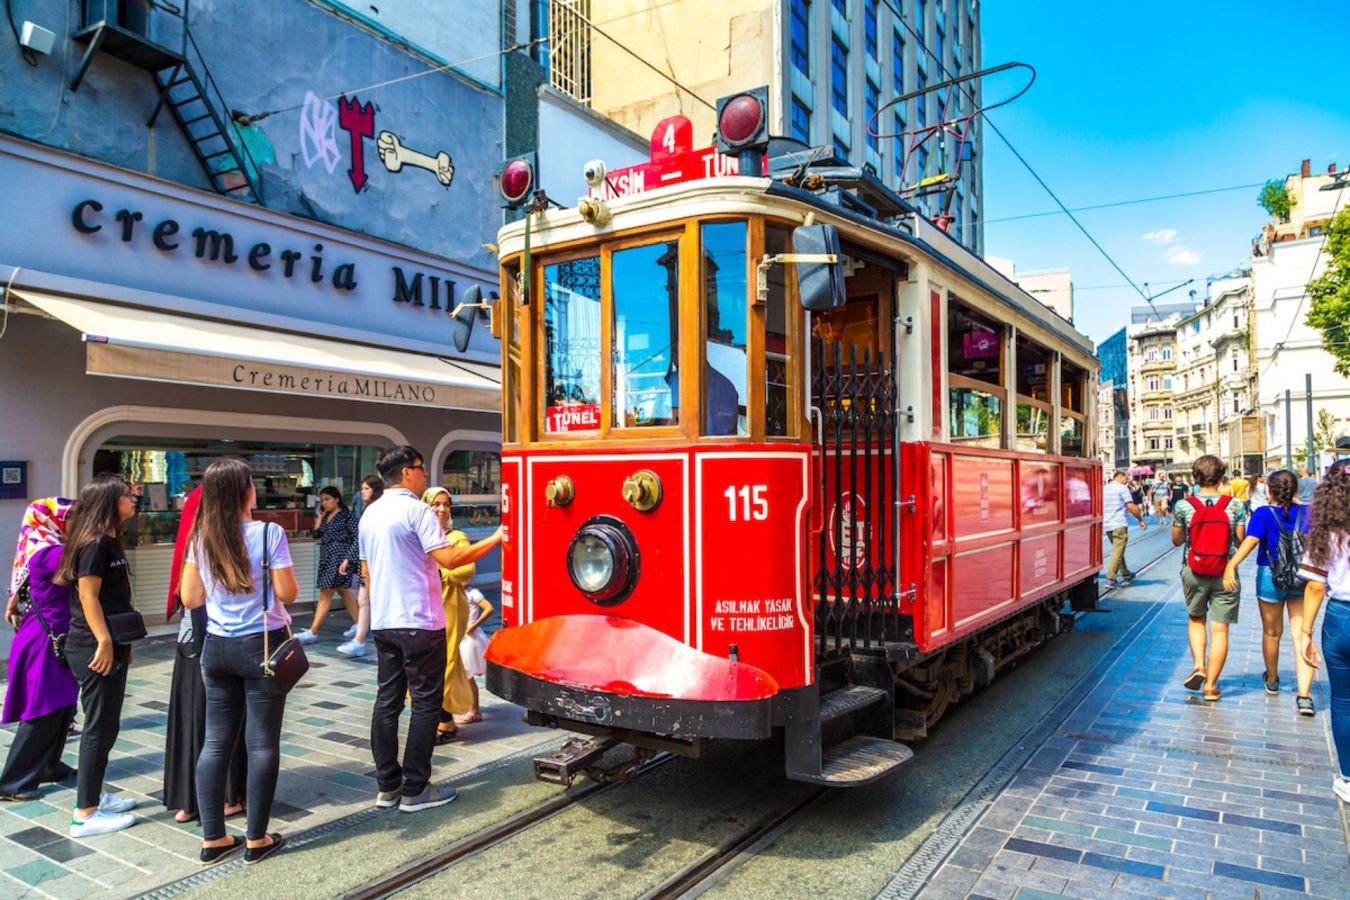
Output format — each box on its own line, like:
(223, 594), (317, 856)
(1299, 535), (1350, 600)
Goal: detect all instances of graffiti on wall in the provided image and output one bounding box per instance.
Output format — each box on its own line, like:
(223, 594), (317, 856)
(337, 95), (376, 193)
(299, 91), (341, 174)
(377, 131), (454, 187)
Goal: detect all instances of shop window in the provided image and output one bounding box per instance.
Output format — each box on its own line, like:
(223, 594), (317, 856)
(701, 222), (749, 436)
(612, 240), (680, 429)
(441, 450), (501, 531)
(947, 300), (1004, 447)
(1015, 334), (1050, 453)
(543, 256), (602, 433)
(96, 437), (381, 548)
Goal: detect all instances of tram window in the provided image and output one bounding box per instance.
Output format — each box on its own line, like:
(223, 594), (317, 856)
(765, 226), (792, 437)
(1015, 335), (1051, 453)
(612, 240), (681, 429)
(503, 263), (522, 443)
(700, 222), (749, 436)
(1059, 359), (1087, 457)
(1061, 361), (1086, 413)
(947, 300), (1004, 447)
(543, 256), (602, 434)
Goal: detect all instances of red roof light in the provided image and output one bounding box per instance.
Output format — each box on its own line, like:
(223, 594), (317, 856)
(718, 93), (764, 148)
(500, 158), (534, 205)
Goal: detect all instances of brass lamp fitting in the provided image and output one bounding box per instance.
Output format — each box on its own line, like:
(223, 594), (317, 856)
(545, 475), (575, 508)
(621, 470), (662, 512)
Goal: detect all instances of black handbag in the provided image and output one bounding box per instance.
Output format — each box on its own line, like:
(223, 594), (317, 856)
(20, 580), (69, 669)
(105, 609), (147, 643)
(260, 523), (308, 693)
(176, 604), (207, 660)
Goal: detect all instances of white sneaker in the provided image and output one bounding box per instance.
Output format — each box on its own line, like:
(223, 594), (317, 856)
(342, 624), (358, 639)
(70, 808), (135, 838)
(295, 629), (319, 645)
(98, 792), (137, 813)
(336, 639), (366, 658)
(1335, 775), (1350, 804)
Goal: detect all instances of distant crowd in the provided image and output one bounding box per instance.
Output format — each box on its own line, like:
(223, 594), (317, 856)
(1102, 456), (1350, 806)
(2, 445), (502, 865)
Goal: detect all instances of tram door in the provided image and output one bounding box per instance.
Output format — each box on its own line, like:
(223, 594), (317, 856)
(810, 265), (901, 658)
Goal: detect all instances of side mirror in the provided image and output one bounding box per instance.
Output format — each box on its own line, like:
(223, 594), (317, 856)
(792, 224), (845, 311)
(450, 284), (483, 353)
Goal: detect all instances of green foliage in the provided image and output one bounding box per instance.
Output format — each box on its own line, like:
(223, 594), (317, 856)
(1307, 208), (1350, 377)
(1258, 180), (1292, 219)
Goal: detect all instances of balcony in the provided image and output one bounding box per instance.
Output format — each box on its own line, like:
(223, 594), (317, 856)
(1191, 423), (1207, 434)
(1141, 389), (1170, 403)
(1140, 358), (1173, 375)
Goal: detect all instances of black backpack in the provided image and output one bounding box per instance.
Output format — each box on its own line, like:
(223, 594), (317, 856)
(1269, 505), (1308, 594)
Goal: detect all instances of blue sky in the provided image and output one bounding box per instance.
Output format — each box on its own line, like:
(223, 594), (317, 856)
(976, 2), (1350, 346)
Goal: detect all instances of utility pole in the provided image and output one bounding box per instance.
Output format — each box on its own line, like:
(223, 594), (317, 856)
(1285, 389), (1293, 469)
(1306, 373), (1316, 475)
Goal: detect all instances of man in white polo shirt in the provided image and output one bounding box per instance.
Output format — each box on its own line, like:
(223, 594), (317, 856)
(359, 445), (502, 812)
(1104, 469), (1147, 588)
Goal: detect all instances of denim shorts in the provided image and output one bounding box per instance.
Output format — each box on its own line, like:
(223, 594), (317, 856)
(1255, 565), (1302, 603)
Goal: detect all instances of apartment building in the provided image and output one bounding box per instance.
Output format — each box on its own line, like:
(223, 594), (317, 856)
(528, 0), (985, 252)
(1126, 304), (1193, 473)
(1252, 159), (1350, 471)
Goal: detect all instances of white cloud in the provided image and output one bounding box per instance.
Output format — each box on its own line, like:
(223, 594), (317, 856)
(1143, 228), (1178, 244)
(1164, 245), (1199, 265)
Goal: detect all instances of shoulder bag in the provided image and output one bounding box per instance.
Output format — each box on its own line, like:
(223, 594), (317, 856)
(260, 523), (309, 693)
(19, 579), (69, 669)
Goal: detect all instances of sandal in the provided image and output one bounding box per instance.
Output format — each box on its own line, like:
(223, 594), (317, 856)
(199, 835), (244, 864)
(175, 809), (198, 823)
(1203, 687), (1222, 702)
(1183, 669), (1206, 691)
(1296, 695), (1315, 717)
(435, 727), (458, 745)
(453, 712), (483, 725)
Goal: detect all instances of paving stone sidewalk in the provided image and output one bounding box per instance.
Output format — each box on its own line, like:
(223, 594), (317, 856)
(921, 557), (1350, 899)
(0, 598), (556, 899)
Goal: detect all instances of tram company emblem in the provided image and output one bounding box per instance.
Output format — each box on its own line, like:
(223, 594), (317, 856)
(828, 493), (870, 571)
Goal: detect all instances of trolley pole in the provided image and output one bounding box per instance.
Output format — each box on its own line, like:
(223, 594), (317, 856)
(1306, 373), (1315, 474)
(1285, 389), (1293, 469)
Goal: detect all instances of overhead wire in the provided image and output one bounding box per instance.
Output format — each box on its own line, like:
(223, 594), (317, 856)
(985, 182), (1266, 224)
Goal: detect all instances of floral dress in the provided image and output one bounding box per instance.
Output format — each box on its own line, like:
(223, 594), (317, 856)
(312, 507), (358, 590)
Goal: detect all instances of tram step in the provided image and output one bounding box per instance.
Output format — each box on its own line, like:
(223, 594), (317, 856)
(797, 737), (914, 786)
(818, 685), (890, 724)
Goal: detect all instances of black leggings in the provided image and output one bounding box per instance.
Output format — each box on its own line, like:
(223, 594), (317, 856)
(197, 631), (288, 842)
(67, 642), (131, 809)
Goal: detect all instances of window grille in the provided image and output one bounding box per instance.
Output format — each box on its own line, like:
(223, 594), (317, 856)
(549, 0), (592, 106)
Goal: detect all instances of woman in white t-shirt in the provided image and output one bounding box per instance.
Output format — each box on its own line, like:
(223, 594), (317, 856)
(1298, 458), (1350, 804)
(181, 458), (298, 866)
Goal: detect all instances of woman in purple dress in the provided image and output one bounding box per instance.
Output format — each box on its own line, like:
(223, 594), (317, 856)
(1, 498), (80, 801)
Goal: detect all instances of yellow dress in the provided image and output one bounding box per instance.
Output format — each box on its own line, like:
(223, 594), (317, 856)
(439, 529), (476, 716)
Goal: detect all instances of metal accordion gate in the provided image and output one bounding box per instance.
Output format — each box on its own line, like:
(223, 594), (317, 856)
(810, 337), (903, 658)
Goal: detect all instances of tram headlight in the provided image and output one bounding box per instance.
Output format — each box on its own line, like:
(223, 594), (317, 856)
(566, 516), (640, 605)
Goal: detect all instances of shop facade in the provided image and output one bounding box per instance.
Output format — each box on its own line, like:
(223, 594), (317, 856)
(0, 135), (503, 654)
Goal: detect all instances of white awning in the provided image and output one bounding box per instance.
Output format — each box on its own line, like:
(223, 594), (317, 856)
(16, 290), (500, 412)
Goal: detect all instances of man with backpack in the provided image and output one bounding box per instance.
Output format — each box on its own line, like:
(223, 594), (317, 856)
(1172, 455), (1246, 701)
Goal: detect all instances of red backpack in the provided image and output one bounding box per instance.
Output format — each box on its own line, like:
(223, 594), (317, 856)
(1185, 495), (1233, 576)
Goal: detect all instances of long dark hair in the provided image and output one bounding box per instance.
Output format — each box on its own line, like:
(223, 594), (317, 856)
(189, 458), (255, 594)
(56, 475), (128, 586)
(1266, 469), (1298, 511)
(1306, 460), (1350, 569)
(362, 474), (384, 502)
(319, 485), (346, 509)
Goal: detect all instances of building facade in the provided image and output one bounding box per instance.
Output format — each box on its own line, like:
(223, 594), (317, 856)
(0, 0), (517, 653)
(987, 258), (1073, 322)
(1253, 159), (1350, 472)
(1127, 314), (1183, 474)
(527, 0), (984, 252)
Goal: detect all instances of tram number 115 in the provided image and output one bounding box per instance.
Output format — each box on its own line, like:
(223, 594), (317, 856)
(725, 485), (768, 521)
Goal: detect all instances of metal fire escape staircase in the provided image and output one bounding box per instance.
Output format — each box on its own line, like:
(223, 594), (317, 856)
(68, 0), (263, 205)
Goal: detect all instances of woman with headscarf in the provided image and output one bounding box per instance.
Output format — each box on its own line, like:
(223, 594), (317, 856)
(421, 487), (475, 743)
(163, 488), (246, 823)
(1, 498), (80, 801)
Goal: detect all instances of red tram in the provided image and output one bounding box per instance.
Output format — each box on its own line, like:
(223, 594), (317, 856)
(479, 95), (1102, 787)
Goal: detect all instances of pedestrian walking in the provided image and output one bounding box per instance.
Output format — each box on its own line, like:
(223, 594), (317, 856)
(162, 487), (246, 824)
(337, 475), (384, 658)
(1296, 457), (1350, 803)
(421, 486), (476, 742)
(1229, 471), (1250, 512)
(1297, 466), (1319, 504)
(1151, 477), (1171, 524)
(1249, 473), (1269, 514)
(57, 475), (142, 837)
(295, 486), (360, 645)
(1168, 475), (1188, 518)
(1, 498), (79, 801)
(1103, 470), (1146, 588)
(359, 446), (501, 813)
(1172, 455), (1245, 701)
(1222, 470), (1314, 712)
(457, 587), (494, 725)
(181, 458), (299, 865)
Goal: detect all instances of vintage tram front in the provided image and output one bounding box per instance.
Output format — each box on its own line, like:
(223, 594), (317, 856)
(483, 100), (1102, 787)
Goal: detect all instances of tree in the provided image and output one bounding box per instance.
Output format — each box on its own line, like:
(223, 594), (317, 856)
(1306, 208), (1350, 377)
(1258, 179), (1292, 220)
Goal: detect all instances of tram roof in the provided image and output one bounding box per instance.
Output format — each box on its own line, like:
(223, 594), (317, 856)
(497, 171), (1098, 366)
